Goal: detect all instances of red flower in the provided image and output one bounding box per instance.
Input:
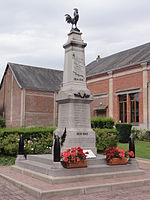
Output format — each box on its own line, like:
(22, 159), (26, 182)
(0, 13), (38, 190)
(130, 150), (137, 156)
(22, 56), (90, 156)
(61, 146), (86, 163)
(104, 146), (134, 161)
(129, 151), (134, 157)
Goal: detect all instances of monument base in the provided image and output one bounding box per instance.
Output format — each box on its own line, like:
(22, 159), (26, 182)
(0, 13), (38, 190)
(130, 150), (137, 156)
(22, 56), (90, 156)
(55, 90), (97, 154)
(55, 128), (97, 155)
(15, 154), (140, 178)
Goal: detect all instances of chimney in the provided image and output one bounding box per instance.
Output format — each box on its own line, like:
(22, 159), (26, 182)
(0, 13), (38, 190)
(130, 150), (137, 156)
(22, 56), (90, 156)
(96, 55), (100, 62)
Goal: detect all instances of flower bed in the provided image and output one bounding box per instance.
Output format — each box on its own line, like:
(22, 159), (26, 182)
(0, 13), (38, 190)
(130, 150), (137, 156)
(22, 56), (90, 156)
(61, 147), (88, 169)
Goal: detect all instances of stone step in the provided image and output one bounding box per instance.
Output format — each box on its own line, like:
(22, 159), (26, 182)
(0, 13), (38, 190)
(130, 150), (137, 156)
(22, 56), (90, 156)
(12, 165), (144, 184)
(27, 154), (106, 166)
(16, 158), (139, 177)
(27, 154), (53, 165)
(16, 160), (51, 175)
(0, 162), (149, 200)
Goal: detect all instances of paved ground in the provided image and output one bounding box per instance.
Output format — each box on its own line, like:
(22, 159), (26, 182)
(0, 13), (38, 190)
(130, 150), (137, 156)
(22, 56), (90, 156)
(0, 159), (150, 200)
(51, 185), (150, 200)
(0, 177), (36, 200)
(0, 176), (150, 200)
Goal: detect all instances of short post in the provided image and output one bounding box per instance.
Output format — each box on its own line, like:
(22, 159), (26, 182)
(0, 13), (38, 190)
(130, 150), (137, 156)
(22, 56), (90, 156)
(15, 134), (25, 164)
(19, 134), (24, 155)
(129, 134), (135, 158)
(53, 134), (60, 162)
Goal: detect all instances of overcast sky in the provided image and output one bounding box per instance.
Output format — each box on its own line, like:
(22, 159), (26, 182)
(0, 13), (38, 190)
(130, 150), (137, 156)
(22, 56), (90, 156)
(0, 0), (150, 81)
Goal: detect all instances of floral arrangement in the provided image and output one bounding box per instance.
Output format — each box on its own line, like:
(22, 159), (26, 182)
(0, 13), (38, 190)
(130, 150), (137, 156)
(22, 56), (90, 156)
(60, 147), (88, 163)
(104, 147), (134, 161)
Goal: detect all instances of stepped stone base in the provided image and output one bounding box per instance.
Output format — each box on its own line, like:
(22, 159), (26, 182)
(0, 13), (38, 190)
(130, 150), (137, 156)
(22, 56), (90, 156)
(15, 154), (140, 178)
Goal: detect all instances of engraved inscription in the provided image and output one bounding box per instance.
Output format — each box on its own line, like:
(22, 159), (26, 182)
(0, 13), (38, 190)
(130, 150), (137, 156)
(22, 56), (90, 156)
(73, 55), (85, 81)
(76, 132), (88, 135)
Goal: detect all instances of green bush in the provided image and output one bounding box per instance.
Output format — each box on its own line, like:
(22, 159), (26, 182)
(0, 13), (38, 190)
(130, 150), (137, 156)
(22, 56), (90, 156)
(144, 131), (150, 141)
(116, 123), (132, 143)
(0, 116), (5, 128)
(0, 126), (56, 156)
(94, 128), (118, 152)
(132, 128), (150, 141)
(91, 117), (115, 129)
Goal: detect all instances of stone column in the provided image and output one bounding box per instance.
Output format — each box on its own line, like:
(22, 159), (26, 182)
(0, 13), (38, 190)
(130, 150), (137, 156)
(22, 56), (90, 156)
(53, 92), (57, 126)
(127, 94), (131, 123)
(141, 62), (148, 129)
(10, 73), (14, 126)
(108, 71), (113, 118)
(20, 89), (25, 127)
(54, 30), (97, 154)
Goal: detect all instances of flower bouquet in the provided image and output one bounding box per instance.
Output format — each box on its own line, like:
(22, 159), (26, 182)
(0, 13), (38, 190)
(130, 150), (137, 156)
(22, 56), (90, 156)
(60, 147), (88, 168)
(104, 147), (134, 165)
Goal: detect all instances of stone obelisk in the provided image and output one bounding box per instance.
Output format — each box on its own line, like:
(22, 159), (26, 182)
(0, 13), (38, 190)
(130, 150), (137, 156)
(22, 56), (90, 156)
(54, 10), (96, 154)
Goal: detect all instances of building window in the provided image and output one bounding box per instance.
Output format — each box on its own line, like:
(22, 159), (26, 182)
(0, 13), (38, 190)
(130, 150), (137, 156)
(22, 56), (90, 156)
(119, 94), (127, 123)
(95, 109), (106, 117)
(130, 93), (139, 123)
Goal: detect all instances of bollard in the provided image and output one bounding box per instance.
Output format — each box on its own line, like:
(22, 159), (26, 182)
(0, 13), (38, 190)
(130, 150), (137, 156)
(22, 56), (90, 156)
(19, 134), (24, 155)
(53, 134), (60, 162)
(129, 134), (135, 158)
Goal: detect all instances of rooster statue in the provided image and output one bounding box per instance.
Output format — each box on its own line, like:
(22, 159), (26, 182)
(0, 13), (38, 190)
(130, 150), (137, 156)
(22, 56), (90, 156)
(65, 8), (80, 32)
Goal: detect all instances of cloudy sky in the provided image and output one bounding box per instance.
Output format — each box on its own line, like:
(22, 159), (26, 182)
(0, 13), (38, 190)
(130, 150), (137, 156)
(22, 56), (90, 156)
(0, 0), (150, 81)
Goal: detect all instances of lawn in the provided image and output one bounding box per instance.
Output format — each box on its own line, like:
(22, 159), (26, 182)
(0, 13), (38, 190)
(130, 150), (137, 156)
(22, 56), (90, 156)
(118, 141), (150, 159)
(0, 155), (16, 166)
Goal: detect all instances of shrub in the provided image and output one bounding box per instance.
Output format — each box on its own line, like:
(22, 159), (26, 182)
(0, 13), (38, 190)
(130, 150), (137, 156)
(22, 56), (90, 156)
(0, 126), (56, 156)
(91, 117), (115, 129)
(0, 116), (5, 128)
(144, 131), (150, 142)
(116, 123), (132, 143)
(132, 128), (150, 141)
(131, 128), (145, 140)
(94, 128), (118, 153)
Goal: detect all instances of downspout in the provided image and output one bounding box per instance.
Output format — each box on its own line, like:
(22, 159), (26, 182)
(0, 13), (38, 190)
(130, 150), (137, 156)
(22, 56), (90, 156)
(148, 82), (149, 130)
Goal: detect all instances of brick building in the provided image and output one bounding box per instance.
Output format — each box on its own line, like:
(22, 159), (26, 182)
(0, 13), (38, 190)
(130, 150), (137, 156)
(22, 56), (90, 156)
(0, 63), (63, 127)
(1, 42), (150, 129)
(86, 42), (150, 130)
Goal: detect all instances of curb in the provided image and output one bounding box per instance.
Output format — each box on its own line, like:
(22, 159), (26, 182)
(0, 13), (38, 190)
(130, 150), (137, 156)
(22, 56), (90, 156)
(0, 171), (150, 199)
(136, 158), (150, 164)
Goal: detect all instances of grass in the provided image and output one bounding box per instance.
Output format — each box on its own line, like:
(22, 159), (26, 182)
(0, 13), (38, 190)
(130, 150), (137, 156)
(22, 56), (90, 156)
(118, 141), (150, 159)
(0, 155), (16, 166)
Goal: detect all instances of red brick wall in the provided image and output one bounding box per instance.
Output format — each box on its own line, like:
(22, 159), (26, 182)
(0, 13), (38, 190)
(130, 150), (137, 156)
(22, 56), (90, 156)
(90, 96), (108, 117)
(0, 67), (57, 128)
(3, 68), (12, 127)
(113, 72), (142, 92)
(113, 72), (143, 123)
(0, 77), (5, 115)
(87, 79), (109, 117)
(0, 68), (22, 127)
(87, 79), (109, 95)
(25, 90), (55, 127)
(11, 76), (22, 127)
(87, 70), (144, 125)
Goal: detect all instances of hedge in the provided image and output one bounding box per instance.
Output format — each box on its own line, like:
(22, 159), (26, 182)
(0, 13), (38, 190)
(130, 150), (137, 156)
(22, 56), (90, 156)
(0, 125), (119, 156)
(94, 128), (118, 152)
(116, 123), (132, 143)
(91, 117), (115, 129)
(0, 127), (56, 156)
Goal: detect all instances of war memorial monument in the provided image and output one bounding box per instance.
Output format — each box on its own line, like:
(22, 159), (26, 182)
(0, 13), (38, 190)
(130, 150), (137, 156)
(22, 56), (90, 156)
(15, 9), (140, 178)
